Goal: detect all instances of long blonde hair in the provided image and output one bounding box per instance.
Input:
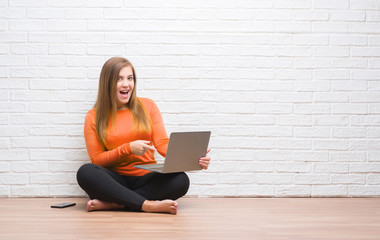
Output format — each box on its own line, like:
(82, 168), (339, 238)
(94, 57), (151, 145)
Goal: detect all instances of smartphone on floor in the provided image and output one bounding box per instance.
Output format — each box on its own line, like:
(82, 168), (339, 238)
(51, 202), (76, 208)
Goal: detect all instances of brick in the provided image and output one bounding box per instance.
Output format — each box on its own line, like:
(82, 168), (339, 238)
(292, 152), (329, 162)
(67, 33), (104, 43)
(314, 47), (349, 57)
(314, 163), (349, 173)
(256, 150), (293, 161)
(313, 0), (349, 9)
(294, 174), (330, 184)
(293, 10), (328, 20)
(294, 35), (329, 46)
(0, 150), (28, 161)
(29, 33), (66, 43)
(350, 163), (380, 173)
(369, 104), (380, 114)
(294, 58), (331, 69)
(369, 59), (380, 68)
(48, 0), (83, 7)
(49, 185), (85, 197)
(0, 162), (10, 172)
(329, 11), (365, 21)
(9, 0), (45, 7)
(49, 137), (85, 149)
(255, 10), (292, 20)
(11, 45), (48, 55)
(0, 186), (10, 197)
(367, 174), (380, 184)
(294, 127), (330, 138)
(331, 174), (365, 184)
(11, 68), (48, 78)
(0, 102), (26, 113)
(313, 140), (349, 150)
(29, 102), (67, 113)
(12, 137), (49, 148)
(367, 11), (380, 22)
(256, 81), (293, 91)
(12, 186), (49, 197)
(313, 116), (349, 126)
(48, 20), (87, 31)
(85, 0), (122, 7)
(276, 116), (312, 126)
(313, 22), (348, 33)
(88, 20), (124, 31)
(277, 46), (312, 57)
(333, 128), (366, 138)
(277, 139), (312, 150)
(294, 81), (331, 92)
(28, 56), (65, 66)
(312, 185), (348, 197)
(9, 20), (47, 31)
(352, 93), (380, 103)
(314, 92), (349, 103)
(12, 162), (48, 173)
(104, 8), (140, 19)
(294, 104), (331, 114)
(256, 173), (293, 184)
(351, 47), (380, 57)
(314, 70), (350, 80)
(49, 161), (83, 172)
(352, 116), (380, 126)
(30, 173), (72, 184)
(275, 186), (311, 197)
(275, 162), (312, 173)
(256, 104), (292, 114)
(350, 0), (380, 10)
(349, 186), (380, 196)
(66, 8), (102, 19)
(332, 104), (367, 115)
(274, 0), (311, 9)
(0, 173), (28, 184)
(0, 127), (27, 137)
(0, 8), (26, 18)
(258, 126), (293, 137)
(27, 8), (65, 18)
(369, 81), (380, 91)
(277, 70), (312, 80)
(0, 32), (27, 43)
(352, 70), (380, 80)
(330, 35), (367, 46)
(275, 22), (311, 33)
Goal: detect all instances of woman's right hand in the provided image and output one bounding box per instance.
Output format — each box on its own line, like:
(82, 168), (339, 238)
(130, 140), (156, 156)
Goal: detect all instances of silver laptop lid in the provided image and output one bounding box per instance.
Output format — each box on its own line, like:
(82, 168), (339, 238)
(163, 131), (211, 173)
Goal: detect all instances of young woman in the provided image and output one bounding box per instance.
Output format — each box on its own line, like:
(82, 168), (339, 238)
(76, 57), (211, 214)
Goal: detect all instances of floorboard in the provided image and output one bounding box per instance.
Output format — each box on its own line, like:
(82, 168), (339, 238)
(1, 197), (380, 240)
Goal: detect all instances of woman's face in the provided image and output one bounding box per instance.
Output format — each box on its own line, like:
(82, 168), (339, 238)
(116, 65), (134, 110)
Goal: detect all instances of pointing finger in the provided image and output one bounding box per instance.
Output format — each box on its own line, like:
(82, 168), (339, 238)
(144, 144), (156, 151)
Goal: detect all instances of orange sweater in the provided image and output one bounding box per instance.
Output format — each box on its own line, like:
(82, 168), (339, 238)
(84, 98), (169, 176)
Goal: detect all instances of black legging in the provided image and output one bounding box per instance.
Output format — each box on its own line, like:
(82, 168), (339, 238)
(76, 163), (190, 211)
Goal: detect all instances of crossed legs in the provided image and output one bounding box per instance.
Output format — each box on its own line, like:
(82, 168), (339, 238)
(76, 163), (190, 214)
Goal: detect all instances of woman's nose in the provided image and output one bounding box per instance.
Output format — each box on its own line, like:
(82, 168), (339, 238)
(121, 79), (128, 87)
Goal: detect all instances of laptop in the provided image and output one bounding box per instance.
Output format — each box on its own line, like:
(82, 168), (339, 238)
(134, 131), (211, 173)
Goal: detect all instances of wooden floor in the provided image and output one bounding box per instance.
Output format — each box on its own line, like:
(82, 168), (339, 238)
(1, 198), (380, 240)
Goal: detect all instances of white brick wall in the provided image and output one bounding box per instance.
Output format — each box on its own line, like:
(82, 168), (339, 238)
(1, 0), (380, 197)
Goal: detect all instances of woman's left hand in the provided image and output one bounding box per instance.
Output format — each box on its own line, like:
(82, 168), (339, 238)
(199, 149), (211, 170)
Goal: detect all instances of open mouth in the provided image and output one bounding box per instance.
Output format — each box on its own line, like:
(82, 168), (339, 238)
(120, 90), (129, 97)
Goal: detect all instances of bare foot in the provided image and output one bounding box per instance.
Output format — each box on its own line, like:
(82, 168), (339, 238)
(86, 199), (124, 212)
(141, 200), (178, 215)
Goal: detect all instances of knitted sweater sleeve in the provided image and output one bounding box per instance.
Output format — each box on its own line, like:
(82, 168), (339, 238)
(83, 110), (132, 168)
